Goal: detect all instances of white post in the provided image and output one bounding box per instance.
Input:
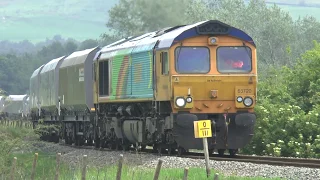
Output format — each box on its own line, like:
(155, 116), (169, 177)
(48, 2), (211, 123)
(58, 101), (61, 116)
(203, 137), (210, 178)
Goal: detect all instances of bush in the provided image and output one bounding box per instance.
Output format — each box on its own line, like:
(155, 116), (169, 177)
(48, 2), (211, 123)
(242, 41), (320, 158)
(0, 122), (39, 174)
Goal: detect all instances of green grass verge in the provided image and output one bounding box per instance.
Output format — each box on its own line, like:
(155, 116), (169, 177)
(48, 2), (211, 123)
(0, 122), (281, 179)
(3, 151), (282, 180)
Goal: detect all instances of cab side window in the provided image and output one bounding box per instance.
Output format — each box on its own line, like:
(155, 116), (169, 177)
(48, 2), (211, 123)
(161, 52), (169, 75)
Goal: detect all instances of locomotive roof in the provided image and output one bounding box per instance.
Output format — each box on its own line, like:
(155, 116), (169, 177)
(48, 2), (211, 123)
(96, 20), (255, 60)
(40, 55), (66, 74)
(60, 47), (100, 68)
(31, 64), (45, 79)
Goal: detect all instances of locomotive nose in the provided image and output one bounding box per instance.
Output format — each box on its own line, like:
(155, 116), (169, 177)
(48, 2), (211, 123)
(171, 75), (256, 113)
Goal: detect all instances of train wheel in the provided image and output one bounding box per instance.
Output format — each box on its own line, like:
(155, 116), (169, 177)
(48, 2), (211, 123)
(121, 140), (130, 151)
(229, 149), (238, 157)
(122, 144), (130, 151)
(53, 134), (59, 143)
(168, 147), (175, 155)
(140, 145), (146, 151)
(67, 136), (73, 145)
(77, 136), (85, 146)
(94, 138), (100, 148)
(208, 149), (214, 155)
(115, 142), (122, 151)
(218, 149), (225, 156)
(152, 144), (158, 153)
(157, 146), (163, 156)
(177, 147), (186, 157)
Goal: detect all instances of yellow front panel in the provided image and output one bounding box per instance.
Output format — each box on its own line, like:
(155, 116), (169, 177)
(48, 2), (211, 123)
(168, 33), (257, 114)
(171, 75), (257, 113)
(172, 76), (257, 100)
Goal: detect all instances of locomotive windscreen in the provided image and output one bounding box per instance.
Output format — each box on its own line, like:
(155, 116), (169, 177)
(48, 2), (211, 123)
(175, 46), (210, 74)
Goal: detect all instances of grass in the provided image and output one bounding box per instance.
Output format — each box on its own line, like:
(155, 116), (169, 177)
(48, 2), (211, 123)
(0, 0), (118, 43)
(5, 152), (282, 180)
(0, 121), (282, 180)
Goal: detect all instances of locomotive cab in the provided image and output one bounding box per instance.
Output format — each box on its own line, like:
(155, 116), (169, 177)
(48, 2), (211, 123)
(155, 20), (257, 155)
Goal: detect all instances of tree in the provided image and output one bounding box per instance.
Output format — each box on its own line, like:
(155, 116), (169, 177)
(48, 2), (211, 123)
(64, 40), (78, 55)
(242, 41), (320, 158)
(78, 39), (99, 51)
(186, 0), (320, 74)
(105, 0), (193, 38)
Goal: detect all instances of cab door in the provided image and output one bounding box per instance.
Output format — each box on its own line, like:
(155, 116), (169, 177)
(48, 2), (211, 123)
(155, 50), (170, 101)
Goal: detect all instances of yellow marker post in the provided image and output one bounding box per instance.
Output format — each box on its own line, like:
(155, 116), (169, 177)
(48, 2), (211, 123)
(194, 120), (212, 178)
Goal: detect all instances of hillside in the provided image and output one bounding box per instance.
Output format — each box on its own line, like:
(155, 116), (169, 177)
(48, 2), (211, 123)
(265, 0), (320, 20)
(0, 0), (320, 43)
(0, 0), (118, 43)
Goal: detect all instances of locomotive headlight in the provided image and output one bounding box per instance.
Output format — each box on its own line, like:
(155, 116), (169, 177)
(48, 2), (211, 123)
(175, 97), (186, 107)
(243, 97), (253, 107)
(210, 38), (217, 44)
(208, 37), (218, 45)
(236, 96), (243, 103)
(186, 97), (192, 103)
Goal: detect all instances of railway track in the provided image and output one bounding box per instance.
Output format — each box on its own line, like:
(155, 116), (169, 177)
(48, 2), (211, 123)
(186, 153), (320, 169)
(57, 143), (320, 169)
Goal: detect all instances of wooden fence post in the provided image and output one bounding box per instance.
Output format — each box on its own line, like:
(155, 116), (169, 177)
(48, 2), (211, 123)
(30, 153), (38, 180)
(81, 155), (88, 180)
(153, 159), (163, 180)
(183, 167), (189, 180)
(10, 157), (17, 180)
(214, 173), (219, 180)
(55, 153), (61, 180)
(116, 154), (124, 180)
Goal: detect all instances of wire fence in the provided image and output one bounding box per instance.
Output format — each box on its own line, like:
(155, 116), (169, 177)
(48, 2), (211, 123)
(1, 119), (222, 180)
(0, 119), (33, 129)
(6, 153), (221, 180)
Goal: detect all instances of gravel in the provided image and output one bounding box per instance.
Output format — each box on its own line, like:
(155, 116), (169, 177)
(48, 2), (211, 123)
(23, 141), (320, 180)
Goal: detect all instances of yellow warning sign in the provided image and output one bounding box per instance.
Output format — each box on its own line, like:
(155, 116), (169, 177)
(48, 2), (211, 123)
(173, 77), (179, 82)
(194, 120), (212, 138)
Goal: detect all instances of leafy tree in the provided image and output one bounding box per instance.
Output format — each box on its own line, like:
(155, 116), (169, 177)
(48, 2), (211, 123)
(105, 0), (320, 75)
(105, 0), (192, 38)
(242, 41), (320, 158)
(78, 39), (99, 50)
(186, 0), (297, 72)
(64, 40), (78, 55)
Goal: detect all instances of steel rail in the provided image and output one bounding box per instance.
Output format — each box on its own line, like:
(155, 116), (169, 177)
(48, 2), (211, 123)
(57, 143), (320, 169)
(183, 154), (320, 169)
